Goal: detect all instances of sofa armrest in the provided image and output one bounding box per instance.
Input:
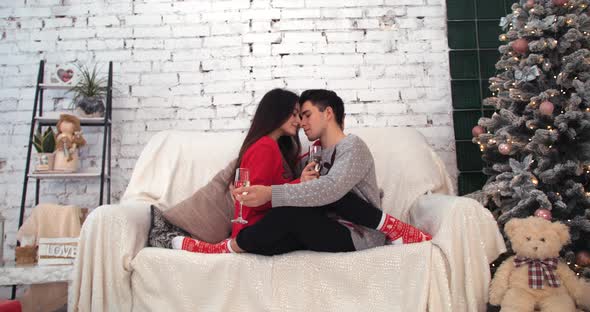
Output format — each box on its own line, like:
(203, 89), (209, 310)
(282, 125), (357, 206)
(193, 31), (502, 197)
(409, 194), (507, 312)
(69, 201), (152, 312)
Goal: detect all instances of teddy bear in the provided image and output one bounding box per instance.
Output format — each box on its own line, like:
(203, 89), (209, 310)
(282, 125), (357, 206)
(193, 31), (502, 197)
(489, 216), (590, 311)
(54, 114), (86, 171)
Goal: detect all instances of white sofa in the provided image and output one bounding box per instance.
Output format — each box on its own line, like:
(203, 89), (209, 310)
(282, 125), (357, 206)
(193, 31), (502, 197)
(70, 127), (506, 312)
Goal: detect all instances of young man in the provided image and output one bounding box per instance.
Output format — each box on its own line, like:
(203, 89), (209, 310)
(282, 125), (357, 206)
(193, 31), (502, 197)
(174, 89), (431, 255)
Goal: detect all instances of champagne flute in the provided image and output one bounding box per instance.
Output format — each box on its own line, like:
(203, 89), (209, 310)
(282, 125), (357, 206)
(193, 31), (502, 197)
(232, 168), (250, 224)
(309, 145), (322, 172)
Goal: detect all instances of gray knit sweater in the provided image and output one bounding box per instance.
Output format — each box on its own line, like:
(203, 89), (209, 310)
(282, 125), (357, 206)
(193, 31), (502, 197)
(271, 134), (386, 250)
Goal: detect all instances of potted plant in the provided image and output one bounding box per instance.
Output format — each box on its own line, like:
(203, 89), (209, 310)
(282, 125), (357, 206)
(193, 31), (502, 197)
(33, 127), (56, 171)
(68, 64), (107, 118)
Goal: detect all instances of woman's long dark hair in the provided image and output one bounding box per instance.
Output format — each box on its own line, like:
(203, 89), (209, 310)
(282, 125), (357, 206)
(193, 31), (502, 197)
(232, 88), (301, 183)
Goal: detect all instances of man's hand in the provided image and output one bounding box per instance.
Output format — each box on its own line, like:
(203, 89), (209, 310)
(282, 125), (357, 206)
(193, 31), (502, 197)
(300, 162), (320, 182)
(233, 185), (272, 207)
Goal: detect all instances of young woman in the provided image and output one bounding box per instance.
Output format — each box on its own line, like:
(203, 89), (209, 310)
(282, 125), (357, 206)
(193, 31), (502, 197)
(172, 88), (311, 253)
(226, 88), (304, 238)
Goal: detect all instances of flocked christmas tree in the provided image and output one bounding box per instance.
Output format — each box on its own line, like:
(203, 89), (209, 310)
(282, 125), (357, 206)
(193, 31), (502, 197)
(473, 0), (590, 278)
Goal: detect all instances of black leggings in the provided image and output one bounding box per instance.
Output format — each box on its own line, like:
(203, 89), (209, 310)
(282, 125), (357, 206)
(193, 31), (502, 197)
(235, 192), (384, 256)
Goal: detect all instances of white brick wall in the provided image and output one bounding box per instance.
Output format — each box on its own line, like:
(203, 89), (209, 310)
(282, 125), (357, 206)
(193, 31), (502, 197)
(0, 0), (457, 286)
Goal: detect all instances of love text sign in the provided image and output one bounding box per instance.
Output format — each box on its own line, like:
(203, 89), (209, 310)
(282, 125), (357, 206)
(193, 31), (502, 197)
(38, 237), (79, 265)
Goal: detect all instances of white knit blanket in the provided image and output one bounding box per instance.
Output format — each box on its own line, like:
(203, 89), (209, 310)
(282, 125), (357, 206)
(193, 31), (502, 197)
(70, 128), (506, 312)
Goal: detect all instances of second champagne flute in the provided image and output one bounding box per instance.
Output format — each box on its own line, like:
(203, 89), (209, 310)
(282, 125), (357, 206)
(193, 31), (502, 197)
(309, 145), (322, 172)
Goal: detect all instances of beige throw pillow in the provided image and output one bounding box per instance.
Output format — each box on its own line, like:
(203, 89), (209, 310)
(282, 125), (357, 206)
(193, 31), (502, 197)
(162, 160), (236, 243)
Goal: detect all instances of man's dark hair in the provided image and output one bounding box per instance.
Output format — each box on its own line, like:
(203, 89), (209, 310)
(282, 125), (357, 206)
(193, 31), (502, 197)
(299, 89), (345, 129)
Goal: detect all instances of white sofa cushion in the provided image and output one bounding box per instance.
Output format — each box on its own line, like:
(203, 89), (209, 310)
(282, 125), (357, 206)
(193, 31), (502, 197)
(121, 131), (244, 210)
(345, 128), (454, 220)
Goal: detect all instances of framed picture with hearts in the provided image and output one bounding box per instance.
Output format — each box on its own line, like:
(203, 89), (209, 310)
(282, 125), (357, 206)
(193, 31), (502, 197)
(48, 64), (78, 86)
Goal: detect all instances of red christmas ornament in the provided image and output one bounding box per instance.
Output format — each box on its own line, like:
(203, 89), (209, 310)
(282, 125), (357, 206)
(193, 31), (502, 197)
(513, 38), (529, 54)
(527, 0), (535, 6)
(540, 101), (555, 115)
(472, 125), (485, 137)
(534, 208), (552, 220)
(552, 0), (568, 6)
(499, 143), (512, 155)
(576, 250), (590, 267)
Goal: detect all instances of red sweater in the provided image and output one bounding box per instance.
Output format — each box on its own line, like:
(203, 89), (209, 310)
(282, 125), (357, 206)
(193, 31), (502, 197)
(231, 136), (300, 237)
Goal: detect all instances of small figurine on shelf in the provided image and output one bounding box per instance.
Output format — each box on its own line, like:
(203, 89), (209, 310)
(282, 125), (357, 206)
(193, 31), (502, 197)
(32, 127), (56, 171)
(54, 114), (86, 172)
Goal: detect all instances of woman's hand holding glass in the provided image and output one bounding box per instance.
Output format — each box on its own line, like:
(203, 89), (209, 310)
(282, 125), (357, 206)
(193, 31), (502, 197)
(233, 185), (272, 207)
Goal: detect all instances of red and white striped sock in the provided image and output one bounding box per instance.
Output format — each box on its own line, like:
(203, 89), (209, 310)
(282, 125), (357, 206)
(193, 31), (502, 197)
(377, 213), (432, 244)
(171, 236), (235, 254)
